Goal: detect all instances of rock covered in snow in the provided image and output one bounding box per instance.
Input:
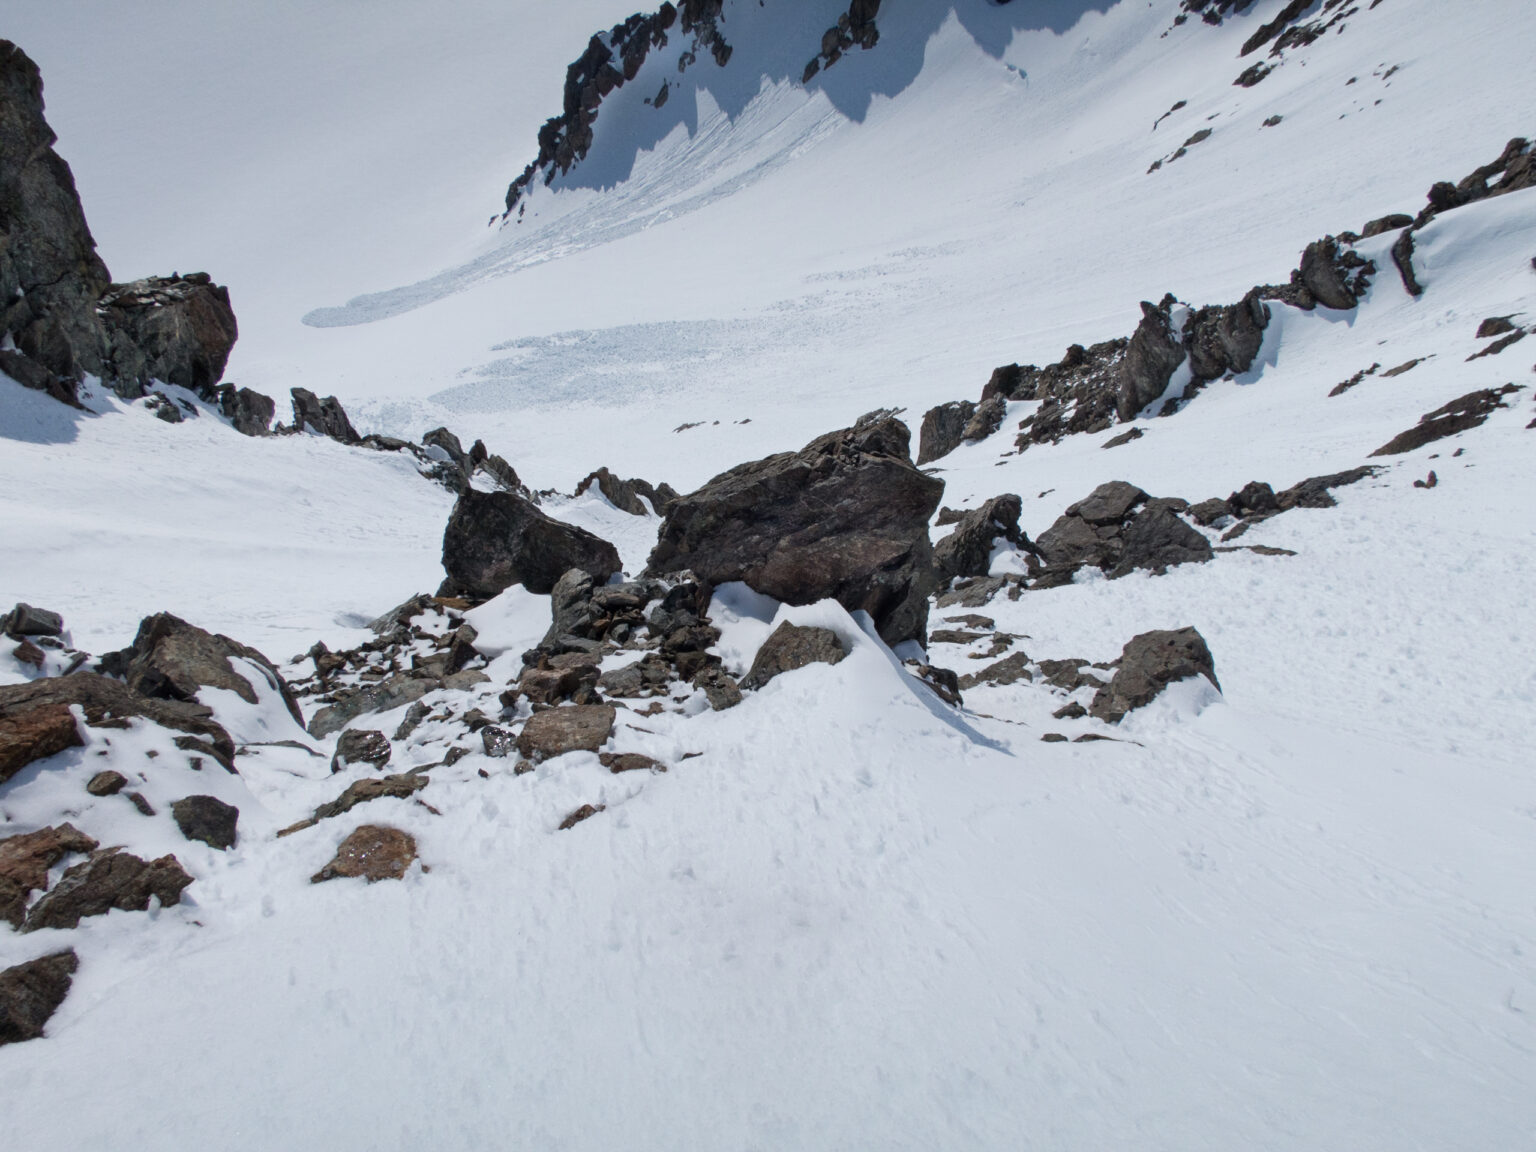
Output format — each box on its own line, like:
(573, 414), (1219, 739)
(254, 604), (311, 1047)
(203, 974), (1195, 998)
(21, 848), (193, 932)
(1089, 627), (1220, 723)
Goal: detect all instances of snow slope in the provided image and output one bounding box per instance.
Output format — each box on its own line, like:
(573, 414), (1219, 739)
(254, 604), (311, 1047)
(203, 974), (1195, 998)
(2, 1), (1535, 1148)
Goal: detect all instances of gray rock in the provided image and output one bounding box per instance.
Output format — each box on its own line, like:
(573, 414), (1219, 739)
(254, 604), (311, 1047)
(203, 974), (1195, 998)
(310, 772), (428, 823)
(1068, 480), (1148, 526)
(290, 388), (360, 443)
(1116, 297), (1186, 421)
(441, 489), (622, 599)
(1297, 236), (1374, 311)
(645, 413), (945, 646)
(1089, 627), (1220, 723)
(1275, 467), (1377, 510)
(0, 950), (77, 1046)
(1108, 504), (1213, 578)
(215, 384), (275, 436)
(598, 654), (673, 699)
(1182, 289), (1269, 382)
(98, 274), (238, 394)
(741, 622), (848, 690)
(692, 665), (742, 710)
(308, 674), (438, 739)
(22, 849), (193, 932)
(960, 395), (1007, 443)
(916, 400), (976, 464)
(170, 795), (239, 850)
(934, 494), (1026, 580)
(1370, 387), (1519, 457)
(481, 726), (517, 758)
(331, 729), (391, 773)
(3, 603), (63, 638)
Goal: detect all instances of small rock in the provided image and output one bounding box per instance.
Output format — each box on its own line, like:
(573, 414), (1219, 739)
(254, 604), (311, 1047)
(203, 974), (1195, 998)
(12, 638), (45, 668)
(126, 791), (156, 817)
(311, 773), (430, 822)
(957, 651), (1032, 690)
(1089, 627), (1220, 724)
(599, 752), (667, 774)
(0, 950), (78, 1046)
(86, 770), (127, 796)
(3, 603), (64, 639)
(331, 729), (391, 773)
(1040, 733), (1069, 743)
(1475, 315), (1517, 339)
(392, 701), (430, 741)
(170, 795), (239, 850)
(741, 622), (848, 690)
(311, 825), (417, 883)
(481, 726), (517, 758)
(558, 803), (605, 830)
(692, 665), (743, 711)
(1053, 702), (1088, 720)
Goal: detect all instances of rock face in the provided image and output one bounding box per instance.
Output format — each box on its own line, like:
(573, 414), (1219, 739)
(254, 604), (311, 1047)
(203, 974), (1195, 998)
(22, 848), (193, 931)
(1370, 387), (1519, 456)
(645, 414), (945, 646)
(440, 489), (622, 599)
(1182, 290), (1269, 383)
(0, 824), (98, 927)
(290, 388), (360, 444)
(575, 467), (679, 516)
(311, 825), (416, 883)
(916, 400), (976, 465)
(1117, 296), (1187, 422)
(170, 795), (240, 851)
(740, 622), (848, 689)
(0, 41), (238, 400)
(1090, 627), (1220, 723)
(1, 672), (236, 780)
(98, 613), (304, 727)
(1034, 482), (1211, 583)
(516, 704), (615, 762)
(934, 494), (1026, 581)
(0, 950), (77, 1046)
(97, 275), (238, 394)
(213, 384), (275, 436)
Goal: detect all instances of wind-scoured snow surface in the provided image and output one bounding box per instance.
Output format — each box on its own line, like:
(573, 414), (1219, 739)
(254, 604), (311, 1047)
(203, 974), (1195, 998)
(3, 1), (1536, 1148)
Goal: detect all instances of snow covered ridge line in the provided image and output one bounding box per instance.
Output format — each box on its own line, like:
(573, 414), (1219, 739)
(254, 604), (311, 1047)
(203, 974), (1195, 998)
(917, 132), (1536, 466)
(0, 41), (237, 409)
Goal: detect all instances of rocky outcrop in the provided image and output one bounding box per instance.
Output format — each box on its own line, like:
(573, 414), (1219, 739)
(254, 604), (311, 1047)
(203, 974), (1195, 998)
(1, 672), (236, 781)
(0, 950), (77, 1046)
(1370, 386), (1520, 457)
(440, 489), (622, 599)
(290, 388), (360, 444)
(1033, 481), (1212, 584)
(213, 384), (275, 436)
(1089, 627), (1220, 723)
(803, 0), (882, 84)
(22, 848), (193, 931)
(1116, 296), (1186, 422)
(0, 824), (98, 927)
(645, 413), (945, 646)
(916, 400), (975, 465)
(1, 41), (238, 402)
(311, 825), (417, 884)
(1182, 289), (1269, 383)
(740, 622), (847, 690)
(574, 467), (679, 515)
(97, 613), (303, 727)
(934, 494), (1027, 581)
(170, 795), (239, 851)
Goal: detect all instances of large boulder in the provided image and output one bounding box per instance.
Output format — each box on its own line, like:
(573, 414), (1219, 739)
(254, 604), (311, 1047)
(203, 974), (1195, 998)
(214, 384), (276, 436)
(1116, 297), (1186, 422)
(0, 950), (77, 1046)
(98, 613), (303, 727)
(290, 388), (360, 443)
(1182, 289), (1270, 382)
(440, 490), (622, 599)
(645, 414), (945, 645)
(1, 673), (235, 781)
(97, 274), (238, 394)
(22, 848), (193, 931)
(916, 400), (975, 465)
(516, 704), (615, 762)
(1089, 627), (1220, 723)
(1035, 482), (1211, 582)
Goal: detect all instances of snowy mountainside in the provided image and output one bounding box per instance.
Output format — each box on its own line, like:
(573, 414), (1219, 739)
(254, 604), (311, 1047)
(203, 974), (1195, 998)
(3, 1), (1536, 1149)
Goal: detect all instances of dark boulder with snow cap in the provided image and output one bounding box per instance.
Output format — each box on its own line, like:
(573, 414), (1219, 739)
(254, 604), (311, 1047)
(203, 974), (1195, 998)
(934, 494), (1027, 580)
(440, 489), (622, 600)
(645, 413), (945, 646)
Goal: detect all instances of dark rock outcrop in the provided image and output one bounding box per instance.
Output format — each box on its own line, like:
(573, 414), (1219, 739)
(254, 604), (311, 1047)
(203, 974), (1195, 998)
(311, 825), (416, 883)
(0, 824), (98, 927)
(311, 773), (428, 823)
(1, 673), (235, 781)
(575, 467), (679, 516)
(98, 613), (303, 727)
(170, 795), (239, 851)
(1089, 627), (1220, 723)
(1008, 340), (1129, 450)
(645, 414), (945, 646)
(3, 603), (63, 638)
(22, 848), (193, 931)
(0, 950), (77, 1046)
(290, 388), (360, 444)
(330, 729), (392, 773)
(1, 41), (237, 400)
(1370, 387), (1519, 456)
(740, 622), (848, 690)
(214, 384), (276, 436)
(1035, 481), (1211, 582)
(934, 494), (1027, 580)
(916, 400), (975, 465)
(440, 490), (622, 600)
(1182, 289), (1269, 382)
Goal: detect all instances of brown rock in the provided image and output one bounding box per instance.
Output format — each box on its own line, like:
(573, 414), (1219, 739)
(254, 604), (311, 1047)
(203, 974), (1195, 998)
(311, 825), (417, 883)
(558, 803), (605, 830)
(312, 772), (429, 822)
(740, 622), (848, 690)
(0, 950), (78, 1046)
(516, 704), (616, 762)
(22, 849), (193, 932)
(86, 769), (127, 796)
(1089, 627), (1220, 723)
(0, 702), (81, 784)
(0, 824), (98, 927)
(599, 752), (667, 774)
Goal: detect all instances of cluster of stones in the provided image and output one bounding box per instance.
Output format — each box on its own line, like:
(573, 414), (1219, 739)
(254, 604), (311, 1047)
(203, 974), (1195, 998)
(802, 0), (882, 85)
